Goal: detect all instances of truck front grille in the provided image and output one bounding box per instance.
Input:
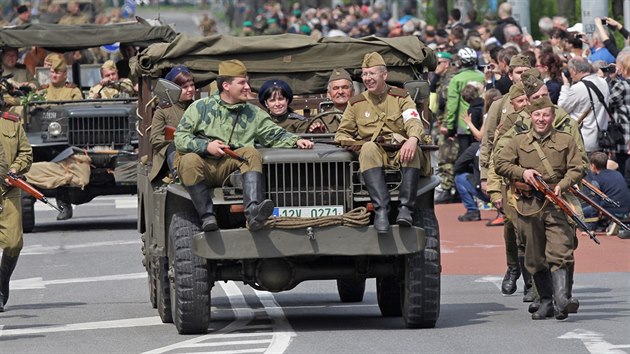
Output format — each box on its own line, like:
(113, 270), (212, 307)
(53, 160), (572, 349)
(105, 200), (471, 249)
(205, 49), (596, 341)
(68, 115), (129, 147)
(264, 161), (352, 209)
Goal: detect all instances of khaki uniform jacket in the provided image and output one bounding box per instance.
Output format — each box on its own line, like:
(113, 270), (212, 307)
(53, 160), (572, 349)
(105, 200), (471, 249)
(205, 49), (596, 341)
(88, 78), (134, 99)
(306, 110), (342, 133)
(149, 102), (188, 181)
(40, 83), (83, 101)
(494, 129), (584, 215)
(479, 95), (513, 179)
(1, 64), (34, 84)
(58, 14), (89, 25)
(270, 111), (307, 133)
(0, 116), (33, 198)
(335, 86), (423, 143)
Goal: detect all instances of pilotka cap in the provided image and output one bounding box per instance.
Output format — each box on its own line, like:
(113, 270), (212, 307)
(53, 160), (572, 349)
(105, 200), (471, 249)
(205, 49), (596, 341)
(527, 96), (554, 113)
(521, 71), (545, 97)
(50, 55), (67, 72)
(101, 60), (117, 71)
(508, 83), (526, 100)
(218, 59), (248, 77)
(362, 52), (386, 68)
(509, 54), (532, 69)
(328, 68), (351, 83)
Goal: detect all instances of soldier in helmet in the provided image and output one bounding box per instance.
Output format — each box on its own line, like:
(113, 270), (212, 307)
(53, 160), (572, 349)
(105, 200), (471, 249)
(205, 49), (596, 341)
(335, 52), (426, 234)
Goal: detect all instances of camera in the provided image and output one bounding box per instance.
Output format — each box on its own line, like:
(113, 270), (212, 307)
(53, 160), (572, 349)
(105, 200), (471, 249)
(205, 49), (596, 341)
(562, 69), (572, 84)
(601, 64), (616, 73)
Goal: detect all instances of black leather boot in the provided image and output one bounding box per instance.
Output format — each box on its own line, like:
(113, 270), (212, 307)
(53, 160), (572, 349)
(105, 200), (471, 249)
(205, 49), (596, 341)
(56, 200), (73, 220)
(501, 266), (520, 295)
(396, 168), (419, 227)
(0, 253), (19, 311)
(519, 256), (535, 302)
(551, 268), (570, 320)
(566, 263), (579, 314)
(531, 270), (554, 320)
(362, 168), (391, 233)
(186, 182), (218, 232)
(242, 172), (274, 232)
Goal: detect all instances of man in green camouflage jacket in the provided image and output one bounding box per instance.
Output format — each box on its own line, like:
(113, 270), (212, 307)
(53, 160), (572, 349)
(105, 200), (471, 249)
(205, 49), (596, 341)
(174, 59), (314, 232)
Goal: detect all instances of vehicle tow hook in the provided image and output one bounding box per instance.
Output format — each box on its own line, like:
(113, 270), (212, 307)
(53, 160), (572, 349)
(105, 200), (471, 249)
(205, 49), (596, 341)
(306, 227), (315, 240)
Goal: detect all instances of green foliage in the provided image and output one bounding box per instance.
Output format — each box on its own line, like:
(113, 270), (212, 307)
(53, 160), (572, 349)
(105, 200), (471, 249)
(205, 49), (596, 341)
(19, 91), (46, 106)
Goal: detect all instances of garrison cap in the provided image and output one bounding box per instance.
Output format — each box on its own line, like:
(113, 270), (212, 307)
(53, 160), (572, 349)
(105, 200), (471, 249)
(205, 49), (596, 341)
(101, 60), (117, 71)
(509, 54), (532, 69)
(527, 96), (554, 113)
(44, 53), (61, 67)
(436, 52), (453, 60)
(165, 65), (191, 82)
(508, 83), (526, 100)
(218, 59), (247, 77)
(50, 55), (67, 72)
(521, 69), (545, 96)
(328, 68), (352, 83)
(362, 52), (386, 68)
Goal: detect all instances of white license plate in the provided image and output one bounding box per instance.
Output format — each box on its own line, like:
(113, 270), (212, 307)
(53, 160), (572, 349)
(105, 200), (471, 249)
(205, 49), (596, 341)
(272, 205), (344, 218)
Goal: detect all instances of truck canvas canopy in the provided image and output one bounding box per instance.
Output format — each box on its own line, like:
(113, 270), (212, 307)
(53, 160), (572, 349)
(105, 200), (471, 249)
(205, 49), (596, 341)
(131, 33), (437, 95)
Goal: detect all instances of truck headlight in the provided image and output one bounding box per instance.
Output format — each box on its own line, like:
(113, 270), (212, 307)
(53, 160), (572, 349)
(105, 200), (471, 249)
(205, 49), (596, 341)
(48, 122), (62, 137)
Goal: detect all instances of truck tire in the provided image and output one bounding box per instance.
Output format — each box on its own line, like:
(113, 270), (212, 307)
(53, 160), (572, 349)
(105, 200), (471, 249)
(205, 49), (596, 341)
(336, 279), (366, 303)
(402, 208), (441, 328)
(21, 192), (35, 233)
(168, 211), (210, 334)
(157, 256), (172, 323)
(148, 267), (157, 309)
(376, 276), (402, 317)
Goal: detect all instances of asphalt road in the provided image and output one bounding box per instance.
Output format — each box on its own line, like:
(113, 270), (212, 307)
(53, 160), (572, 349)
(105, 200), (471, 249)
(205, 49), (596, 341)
(1, 197), (628, 353)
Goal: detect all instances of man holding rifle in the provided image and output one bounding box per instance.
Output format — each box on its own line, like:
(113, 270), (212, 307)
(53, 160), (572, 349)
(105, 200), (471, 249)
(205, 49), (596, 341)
(0, 107), (33, 312)
(335, 52), (426, 234)
(495, 97), (584, 321)
(174, 60), (313, 232)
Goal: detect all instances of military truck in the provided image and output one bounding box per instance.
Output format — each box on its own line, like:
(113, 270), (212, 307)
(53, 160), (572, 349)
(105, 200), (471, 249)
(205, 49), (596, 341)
(133, 33), (441, 334)
(0, 21), (176, 231)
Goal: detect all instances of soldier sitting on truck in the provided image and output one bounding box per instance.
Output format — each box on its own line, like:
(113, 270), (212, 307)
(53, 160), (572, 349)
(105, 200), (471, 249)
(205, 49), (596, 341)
(149, 65), (195, 182)
(335, 52), (424, 234)
(88, 60), (136, 99)
(306, 68), (354, 133)
(37, 55), (83, 101)
(174, 59), (314, 232)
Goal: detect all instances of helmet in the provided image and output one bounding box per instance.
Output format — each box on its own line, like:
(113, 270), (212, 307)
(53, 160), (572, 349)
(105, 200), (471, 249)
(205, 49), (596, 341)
(457, 47), (477, 66)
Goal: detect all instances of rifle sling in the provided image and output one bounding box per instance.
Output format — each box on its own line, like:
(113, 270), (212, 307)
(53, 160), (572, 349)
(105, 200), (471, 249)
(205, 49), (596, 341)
(531, 140), (557, 181)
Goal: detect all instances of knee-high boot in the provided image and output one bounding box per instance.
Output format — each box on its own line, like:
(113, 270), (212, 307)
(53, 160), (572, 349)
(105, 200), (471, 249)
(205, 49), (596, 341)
(362, 168), (391, 233)
(396, 168), (419, 227)
(566, 263), (579, 313)
(531, 270), (554, 320)
(0, 252), (19, 311)
(519, 256), (535, 302)
(551, 268), (571, 320)
(242, 172), (274, 232)
(186, 182), (218, 232)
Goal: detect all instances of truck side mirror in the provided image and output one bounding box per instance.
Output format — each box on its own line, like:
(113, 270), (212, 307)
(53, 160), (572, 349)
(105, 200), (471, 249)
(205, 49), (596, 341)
(154, 78), (182, 105)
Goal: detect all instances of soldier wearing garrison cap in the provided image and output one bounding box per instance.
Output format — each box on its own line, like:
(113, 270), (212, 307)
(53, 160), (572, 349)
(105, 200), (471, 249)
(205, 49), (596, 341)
(174, 59), (313, 233)
(479, 49), (534, 297)
(89, 60), (135, 99)
(335, 52), (427, 234)
(495, 95), (584, 321)
(38, 55), (82, 102)
(306, 68), (354, 134)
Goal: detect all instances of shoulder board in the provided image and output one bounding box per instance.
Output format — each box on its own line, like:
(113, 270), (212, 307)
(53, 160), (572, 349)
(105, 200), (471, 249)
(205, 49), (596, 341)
(349, 94), (367, 105)
(514, 121), (529, 134)
(287, 112), (305, 121)
(158, 101), (172, 109)
(388, 87), (409, 97)
(65, 82), (77, 88)
(1, 112), (20, 122)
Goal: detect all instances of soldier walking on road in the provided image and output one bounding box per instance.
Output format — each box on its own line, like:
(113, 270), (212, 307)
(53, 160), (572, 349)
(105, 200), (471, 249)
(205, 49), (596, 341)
(174, 60), (313, 232)
(495, 97), (584, 320)
(0, 106), (33, 312)
(335, 52), (426, 234)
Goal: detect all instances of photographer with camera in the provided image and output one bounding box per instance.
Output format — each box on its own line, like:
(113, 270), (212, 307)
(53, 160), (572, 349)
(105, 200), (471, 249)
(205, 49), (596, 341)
(609, 49), (630, 168)
(589, 17), (620, 64)
(596, 17), (629, 58)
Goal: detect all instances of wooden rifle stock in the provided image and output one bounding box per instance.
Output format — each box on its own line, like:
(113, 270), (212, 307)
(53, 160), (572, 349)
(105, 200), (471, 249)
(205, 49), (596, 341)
(5, 172), (63, 213)
(164, 125), (176, 141)
(581, 178), (620, 208)
(222, 147), (247, 162)
(318, 140), (439, 151)
(570, 185), (629, 232)
(532, 175), (600, 245)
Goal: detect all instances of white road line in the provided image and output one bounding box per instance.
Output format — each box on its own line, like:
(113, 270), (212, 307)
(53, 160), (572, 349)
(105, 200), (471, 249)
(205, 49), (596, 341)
(0, 317), (163, 337)
(559, 329), (630, 353)
(21, 240), (141, 256)
(474, 276), (504, 292)
(12, 273), (147, 290)
(34, 197), (138, 211)
(254, 290), (296, 354)
(187, 339), (272, 347)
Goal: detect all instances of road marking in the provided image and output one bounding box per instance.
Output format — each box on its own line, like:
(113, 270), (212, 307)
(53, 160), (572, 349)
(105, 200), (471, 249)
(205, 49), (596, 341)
(21, 240), (141, 255)
(0, 317), (163, 337)
(254, 290), (296, 353)
(474, 276), (504, 291)
(34, 197), (138, 211)
(559, 329), (630, 353)
(12, 273), (147, 290)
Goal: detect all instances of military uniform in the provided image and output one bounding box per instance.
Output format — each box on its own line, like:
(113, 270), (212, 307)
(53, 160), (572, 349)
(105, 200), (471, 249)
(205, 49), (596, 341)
(270, 111), (309, 133)
(149, 102), (189, 182)
(304, 109), (343, 133)
(39, 83), (82, 101)
(58, 13), (89, 25)
(335, 52), (425, 233)
(89, 78), (134, 99)
(495, 97), (584, 320)
(0, 112), (33, 312)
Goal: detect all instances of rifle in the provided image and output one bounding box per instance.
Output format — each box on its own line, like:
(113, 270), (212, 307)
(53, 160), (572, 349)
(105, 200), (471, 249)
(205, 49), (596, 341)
(581, 178), (620, 208)
(4, 172), (63, 213)
(570, 185), (630, 232)
(532, 175), (600, 245)
(165, 126), (246, 162)
(317, 139), (439, 152)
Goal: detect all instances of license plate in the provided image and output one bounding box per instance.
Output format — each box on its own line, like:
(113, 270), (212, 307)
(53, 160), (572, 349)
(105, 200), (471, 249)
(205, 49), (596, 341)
(272, 205), (344, 218)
